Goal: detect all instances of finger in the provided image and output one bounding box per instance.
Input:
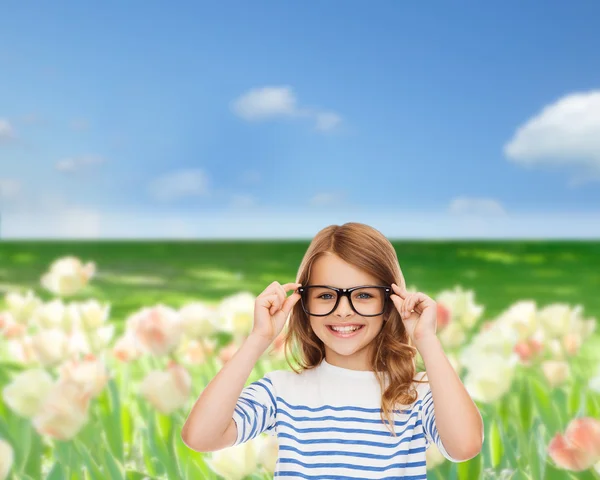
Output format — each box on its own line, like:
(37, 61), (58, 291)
(391, 283), (407, 299)
(262, 293), (282, 315)
(390, 294), (406, 318)
(282, 282), (302, 291)
(281, 291), (302, 317)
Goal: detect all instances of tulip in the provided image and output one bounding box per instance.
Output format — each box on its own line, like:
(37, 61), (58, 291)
(217, 292), (255, 339)
(2, 369), (54, 417)
(425, 443), (446, 469)
(127, 305), (182, 356)
(0, 439), (14, 480)
(256, 433), (279, 474)
(30, 328), (70, 366)
(139, 362), (191, 414)
(179, 301), (220, 338)
(206, 438), (259, 480)
(32, 381), (91, 440)
(40, 256), (96, 296)
(548, 417), (600, 471)
(4, 290), (42, 325)
(58, 354), (109, 398)
(541, 360), (570, 389)
(112, 333), (142, 362)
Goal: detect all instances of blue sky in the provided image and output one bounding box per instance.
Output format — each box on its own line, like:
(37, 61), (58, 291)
(1, 1), (599, 238)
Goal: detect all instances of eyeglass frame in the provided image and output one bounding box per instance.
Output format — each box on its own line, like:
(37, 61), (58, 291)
(297, 284), (392, 317)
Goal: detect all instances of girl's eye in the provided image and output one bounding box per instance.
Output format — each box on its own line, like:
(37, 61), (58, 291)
(318, 294), (334, 300)
(357, 293), (372, 299)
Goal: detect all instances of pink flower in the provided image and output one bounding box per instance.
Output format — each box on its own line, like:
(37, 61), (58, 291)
(548, 417), (600, 471)
(126, 305), (182, 357)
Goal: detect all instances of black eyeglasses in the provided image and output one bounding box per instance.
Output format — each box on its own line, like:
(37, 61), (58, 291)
(297, 285), (391, 317)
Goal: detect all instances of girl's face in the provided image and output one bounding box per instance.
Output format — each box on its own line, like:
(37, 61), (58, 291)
(306, 254), (387, 370)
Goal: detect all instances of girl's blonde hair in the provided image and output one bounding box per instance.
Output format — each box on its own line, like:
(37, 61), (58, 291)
(282, 222), (428, 436)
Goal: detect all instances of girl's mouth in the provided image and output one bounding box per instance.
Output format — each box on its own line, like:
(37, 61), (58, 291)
(326, 325), (365, 338)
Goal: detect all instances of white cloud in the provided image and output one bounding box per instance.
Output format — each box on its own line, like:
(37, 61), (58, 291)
(309, 192), (347, 206)
(0, 178), (21, 199)
(448, 197), (507, 216)
(0, 119), (15, 142)
(4, 207), (101, 238)
(504, 90), (600, 184)
(231, 86), (342, 132)
(232, 86), (297, 120)
(55, 155), (105, 172)
(315, 112), (342, 132)
(148, 169), (210, 202)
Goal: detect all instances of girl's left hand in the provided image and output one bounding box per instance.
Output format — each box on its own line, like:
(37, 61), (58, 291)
(390, 282), (437, 346)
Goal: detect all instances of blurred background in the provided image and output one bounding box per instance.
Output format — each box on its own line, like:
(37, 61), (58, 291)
(1, 1), (599, 479)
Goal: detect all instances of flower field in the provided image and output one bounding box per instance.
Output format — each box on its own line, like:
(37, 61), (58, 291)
(0, 240), (599, 480)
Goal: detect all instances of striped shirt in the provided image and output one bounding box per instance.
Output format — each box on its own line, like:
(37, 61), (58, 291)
(232, 358), (468, 479)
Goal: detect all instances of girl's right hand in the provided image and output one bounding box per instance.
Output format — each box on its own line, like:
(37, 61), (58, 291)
(252, 281), (303, 345)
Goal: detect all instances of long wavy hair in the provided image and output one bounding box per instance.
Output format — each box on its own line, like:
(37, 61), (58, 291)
(281, 222), (428, 436)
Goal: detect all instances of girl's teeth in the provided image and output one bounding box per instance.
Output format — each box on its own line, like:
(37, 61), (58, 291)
(332, 326), (361, 332)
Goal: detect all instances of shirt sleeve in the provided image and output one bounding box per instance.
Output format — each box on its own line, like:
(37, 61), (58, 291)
(231, 372), (278, 446)
(419, 370), (486, 463)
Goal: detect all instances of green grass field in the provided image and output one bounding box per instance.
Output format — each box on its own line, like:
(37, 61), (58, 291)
(1, 240), (599, 327)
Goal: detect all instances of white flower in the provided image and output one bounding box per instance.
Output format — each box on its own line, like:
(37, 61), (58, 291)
(256, 433), (279, 474)
(0, 438), (14, 480)
(2, 369), (54, 417)
(425, 442), (446, 469)
(139, 362), (191, 414)
(30, 329), (71, 366)
(76, 299), (110, 330)
(206, 437), (259, 480)
(58, 355), (109, 398)
(4, 290), (42, 325)
(112, 333), (142, 362)
(463, 353), (518, 403)
(495, 301), (538, 342)
(6, 336), (36, 364)
(40, 256), (95, 296)
(32, 381), (90, 440)
(32, 299), (79, 332)
(179, 301), (220, 338)
(435, 286), (484, 329)
(217, 292), (256, 339)
(438, 322), (466, 349)
(537, 303), (578, 338)
(541, 360), (570, 388)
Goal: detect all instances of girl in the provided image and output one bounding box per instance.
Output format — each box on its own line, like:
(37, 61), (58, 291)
(182, 222), (484, 479)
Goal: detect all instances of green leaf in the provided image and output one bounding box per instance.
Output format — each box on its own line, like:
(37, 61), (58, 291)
(126, 471), (158, 480)
(45, 462), (66, 480)
(531, 376), (561, 434)
(456, 454), (482, 480)
(519, 376), (533, 431)
(567, 381), (583, 417)
(100, 378), (124, 463)
(585, 391), (600, 418)
(73, 439), (105, 480)
(489, 417), (503, 469)
(101, 445), (125, 480)
(22, 429), (43, 480)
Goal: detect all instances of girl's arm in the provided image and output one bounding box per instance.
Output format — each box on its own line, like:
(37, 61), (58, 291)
(181, 334), (270, 452)
(417, 335), (484, 461)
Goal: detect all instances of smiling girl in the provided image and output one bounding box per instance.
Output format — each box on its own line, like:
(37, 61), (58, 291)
(182, 222), (484, 478)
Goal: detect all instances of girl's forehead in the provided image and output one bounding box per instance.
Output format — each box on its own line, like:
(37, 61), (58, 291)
(311, 256), (379, 285)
